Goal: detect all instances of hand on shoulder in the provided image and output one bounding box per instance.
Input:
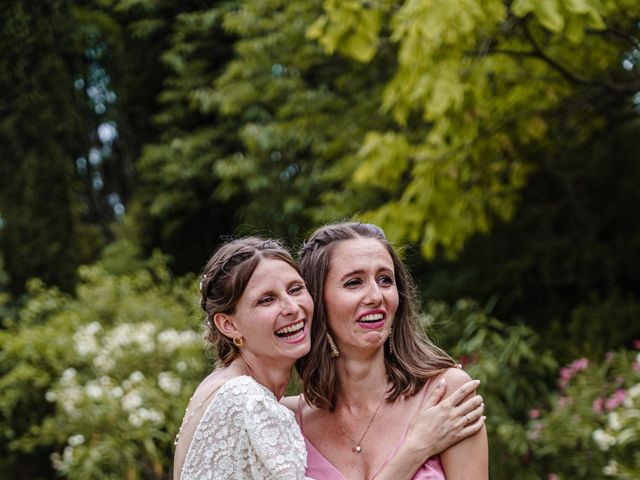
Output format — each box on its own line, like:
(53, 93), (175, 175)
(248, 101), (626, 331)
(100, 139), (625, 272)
(435, 367), (476, 399)
(280, 394), (299, 412)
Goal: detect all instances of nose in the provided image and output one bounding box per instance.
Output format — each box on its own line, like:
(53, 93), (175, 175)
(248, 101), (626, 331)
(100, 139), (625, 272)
(364, 281), (383, 305)
(280, 294), (298, 316)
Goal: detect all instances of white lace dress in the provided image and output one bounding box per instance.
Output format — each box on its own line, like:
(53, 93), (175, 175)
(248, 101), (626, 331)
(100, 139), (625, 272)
(180, 375), (311, 480)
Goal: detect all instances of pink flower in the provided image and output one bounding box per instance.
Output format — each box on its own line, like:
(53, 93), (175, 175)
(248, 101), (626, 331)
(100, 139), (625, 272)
(634, 339), (640, 350)
(605, 389), (626, 411)
(593, 397), (604, 414)
(605, 352), (614, 362)
(559, 367), (572, 388)
(558, 396), (572, 407)
(529, 408), (540, 419)
(633, 361), (640, 372)
(570, 358), (589, 371)
(560, 367), (572, 380)
(548, 474), (559, 480)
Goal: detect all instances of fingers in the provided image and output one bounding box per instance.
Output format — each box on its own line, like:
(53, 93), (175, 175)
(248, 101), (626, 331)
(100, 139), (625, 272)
(443, 379), (481, 407)
(460, 401), (484, 426)
(423, 378), (447, 408)
(462, 407), (486, 435)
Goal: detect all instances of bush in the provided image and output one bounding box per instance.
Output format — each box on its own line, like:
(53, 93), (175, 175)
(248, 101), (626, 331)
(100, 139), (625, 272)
(426, 299), (558, 479)
(530, 346), (640, 479)
(0, 257), (207, 479)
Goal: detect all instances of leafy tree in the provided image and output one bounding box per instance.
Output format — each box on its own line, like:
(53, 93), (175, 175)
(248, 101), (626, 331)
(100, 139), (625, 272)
(0, 0), (95, 294)
(311, 0), (640, 258)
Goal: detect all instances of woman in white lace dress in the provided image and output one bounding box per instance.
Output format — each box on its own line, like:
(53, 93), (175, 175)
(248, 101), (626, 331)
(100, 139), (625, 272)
(173, 237), (483, 479)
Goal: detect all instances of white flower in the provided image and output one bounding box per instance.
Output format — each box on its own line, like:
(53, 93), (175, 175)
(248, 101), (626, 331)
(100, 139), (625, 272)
(592, 429), (616, 450)
(62, 445), (74, 463)
(158, 371), (181, 395)
(129, 371), (144, 384)
(157, 329), (199, 352)
(73, 322), (101, 356)
(603, 460), (619, 476)
(45, 391), (57, 402)
(176, 361), (187, 372)
(111, 386), (123, 398)
(85, 383), (103, 399)
(608, 412), (621, 431)
(68, 434), (85, 446)
(128, 412), (143, 427)
(122, 391), (143, 411)
(93, 355), (115, 372)
(628, 383), (640, 399)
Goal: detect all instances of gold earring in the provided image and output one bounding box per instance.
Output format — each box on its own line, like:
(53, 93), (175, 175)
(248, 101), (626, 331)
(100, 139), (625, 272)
(326, 333), (339, 358)
(233, 336), (244, 347)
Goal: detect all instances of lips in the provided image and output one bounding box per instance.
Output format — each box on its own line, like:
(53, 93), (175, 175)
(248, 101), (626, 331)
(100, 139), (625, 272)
(357, 310), (385, 329)
(275, 320), (307, 342)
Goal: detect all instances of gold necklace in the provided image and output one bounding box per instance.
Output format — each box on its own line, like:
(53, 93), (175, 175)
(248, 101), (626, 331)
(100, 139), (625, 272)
(336, 392), (386, 454)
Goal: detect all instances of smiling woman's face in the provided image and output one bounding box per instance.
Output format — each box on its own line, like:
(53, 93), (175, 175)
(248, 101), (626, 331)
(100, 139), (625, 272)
(230, 258), (314, 363)
(323, 237), (399, 354)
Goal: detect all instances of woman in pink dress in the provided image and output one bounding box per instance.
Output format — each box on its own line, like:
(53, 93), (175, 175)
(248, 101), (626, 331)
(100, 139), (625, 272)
(174, 237), (484, 479)
(293, 222), (488, 479)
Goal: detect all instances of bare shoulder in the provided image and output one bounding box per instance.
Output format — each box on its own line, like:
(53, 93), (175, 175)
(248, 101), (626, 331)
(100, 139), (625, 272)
(280, 394), (300, 412)
(442, 367), (473, 389)
(424, 367), (475, 400)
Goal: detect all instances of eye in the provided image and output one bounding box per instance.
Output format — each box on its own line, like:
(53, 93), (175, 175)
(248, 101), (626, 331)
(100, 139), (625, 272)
(257, 295), (275, 305)
(378, 275), (394, 286)
(289, 284), (305, 295)
(344, 278), (363, 288)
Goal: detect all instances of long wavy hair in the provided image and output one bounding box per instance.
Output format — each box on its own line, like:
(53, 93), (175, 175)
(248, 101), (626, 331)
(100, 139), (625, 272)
(199, 237), (298, 366)
(296, 222), (455, 410)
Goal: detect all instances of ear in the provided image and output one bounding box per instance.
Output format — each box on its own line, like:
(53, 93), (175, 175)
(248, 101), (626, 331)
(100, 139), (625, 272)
(213, 312), (241, 340)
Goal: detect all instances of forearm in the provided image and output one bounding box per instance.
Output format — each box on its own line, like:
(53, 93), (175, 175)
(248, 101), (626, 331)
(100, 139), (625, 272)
(373, 440), (436, 480)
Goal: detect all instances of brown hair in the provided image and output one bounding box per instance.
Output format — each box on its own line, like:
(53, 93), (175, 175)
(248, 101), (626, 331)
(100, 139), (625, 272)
(200, 237), (299, 366)
(296, 222), (455, 410)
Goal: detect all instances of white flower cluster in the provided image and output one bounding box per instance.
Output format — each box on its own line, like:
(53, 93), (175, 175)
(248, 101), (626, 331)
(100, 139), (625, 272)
(45, 368), (83, 416)
(128, 407), (164, 427)
(157, 328), (200, 353)
(92, 322), (157, 372)
(73, 321), (101, 356)
(592, 380), (640, 476)
(158, 371), (182, 395)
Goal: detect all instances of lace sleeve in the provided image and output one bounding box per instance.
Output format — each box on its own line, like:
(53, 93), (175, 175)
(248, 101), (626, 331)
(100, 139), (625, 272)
(242, 382), (311, 480)
(180, 376), (314, 480)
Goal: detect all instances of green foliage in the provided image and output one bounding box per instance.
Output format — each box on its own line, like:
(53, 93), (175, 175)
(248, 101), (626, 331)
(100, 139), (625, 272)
(416, 116), (640, 358)
(311, 0), (640, 258)
(0, 258), (205, 479)
(427, 299), (557, 478)
(529, 348), (640, 478)
(0, 0), (95, 293)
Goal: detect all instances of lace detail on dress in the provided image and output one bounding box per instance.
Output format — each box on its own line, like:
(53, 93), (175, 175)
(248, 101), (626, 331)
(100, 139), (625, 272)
(180, 375), (310, 480)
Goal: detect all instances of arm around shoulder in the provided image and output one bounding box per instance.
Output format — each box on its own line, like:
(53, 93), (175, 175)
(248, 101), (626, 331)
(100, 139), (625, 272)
(439, 368), (488, 480)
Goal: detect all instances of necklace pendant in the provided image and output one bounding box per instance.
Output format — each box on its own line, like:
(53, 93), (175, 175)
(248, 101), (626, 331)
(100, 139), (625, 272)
(354, 445), (362, 453)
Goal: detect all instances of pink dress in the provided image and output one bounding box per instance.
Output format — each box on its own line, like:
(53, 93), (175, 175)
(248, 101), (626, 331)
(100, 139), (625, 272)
(296, 389), (446, 480)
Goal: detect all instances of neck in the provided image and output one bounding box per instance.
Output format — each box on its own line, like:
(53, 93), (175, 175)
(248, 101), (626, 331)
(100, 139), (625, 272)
(335, 349), (388, 408)
(231, 353), (292, 399)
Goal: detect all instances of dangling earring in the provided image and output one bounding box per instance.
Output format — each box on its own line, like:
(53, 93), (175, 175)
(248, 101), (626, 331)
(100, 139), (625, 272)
(233, 336), (244, 347)
(326, 333), (339, 358)
(388, 332), (394, 355)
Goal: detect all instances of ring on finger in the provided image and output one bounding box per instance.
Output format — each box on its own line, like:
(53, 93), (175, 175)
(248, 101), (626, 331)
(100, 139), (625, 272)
(464, 414), (470, 425)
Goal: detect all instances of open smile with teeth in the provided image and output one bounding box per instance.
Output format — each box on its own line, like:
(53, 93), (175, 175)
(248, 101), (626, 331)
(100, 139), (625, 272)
(275, 321), (305, 339)
(359, 313), (384, 322)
